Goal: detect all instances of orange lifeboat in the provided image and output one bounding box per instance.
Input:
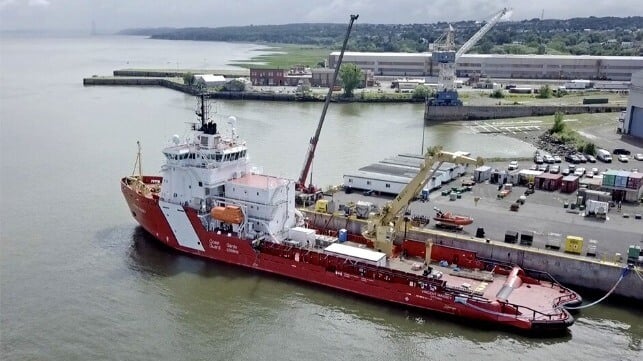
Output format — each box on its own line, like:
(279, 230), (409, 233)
(433, 207), (473, 226)
(210, 205), (244, 224)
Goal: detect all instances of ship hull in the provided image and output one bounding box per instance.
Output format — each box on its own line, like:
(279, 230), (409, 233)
(122, 177), (573, 332)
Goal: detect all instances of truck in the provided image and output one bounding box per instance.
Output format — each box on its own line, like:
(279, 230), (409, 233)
(563, 79), (592, 89)
(596, 149), (612, 163)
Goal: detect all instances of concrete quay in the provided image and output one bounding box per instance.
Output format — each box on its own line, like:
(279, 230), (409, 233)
(424, 104), (626, 121)
(301, 210), (642, 301)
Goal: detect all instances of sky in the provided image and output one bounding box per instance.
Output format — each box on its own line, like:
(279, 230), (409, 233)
(0, 0), (640, 33)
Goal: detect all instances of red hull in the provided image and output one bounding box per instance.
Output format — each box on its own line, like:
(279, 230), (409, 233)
(122, 177), (575, 332)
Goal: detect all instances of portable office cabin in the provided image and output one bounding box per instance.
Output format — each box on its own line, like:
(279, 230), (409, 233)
(474, 166), (492, 182)
(518, 169), (543, 185)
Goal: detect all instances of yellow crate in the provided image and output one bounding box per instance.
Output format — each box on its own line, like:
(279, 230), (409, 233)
(564, 235), (584, 254)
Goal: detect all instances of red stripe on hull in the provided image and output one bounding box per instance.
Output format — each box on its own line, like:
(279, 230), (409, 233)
(121, 178), (572, 331)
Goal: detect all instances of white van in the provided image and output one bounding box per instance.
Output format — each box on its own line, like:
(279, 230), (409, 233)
(596, 149), (612, 163)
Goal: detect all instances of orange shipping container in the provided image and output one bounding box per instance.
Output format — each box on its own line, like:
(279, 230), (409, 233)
(211, 205), (244, 224)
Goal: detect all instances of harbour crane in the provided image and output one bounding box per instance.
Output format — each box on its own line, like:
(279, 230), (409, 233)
(296, 14), (358, 202)
(430, 8), (510, 106)
(364, 149), (483, 256)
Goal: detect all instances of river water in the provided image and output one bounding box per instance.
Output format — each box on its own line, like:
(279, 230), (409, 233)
(1, 35), (640, 361)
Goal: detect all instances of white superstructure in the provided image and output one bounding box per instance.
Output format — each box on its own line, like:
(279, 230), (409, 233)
(158, 99), (297, 242)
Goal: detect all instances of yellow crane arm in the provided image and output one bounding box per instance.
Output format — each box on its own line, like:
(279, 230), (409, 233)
(377, 151), (482, 227)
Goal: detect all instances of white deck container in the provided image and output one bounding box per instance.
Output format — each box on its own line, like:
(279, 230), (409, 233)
(324, 243), (387, 267)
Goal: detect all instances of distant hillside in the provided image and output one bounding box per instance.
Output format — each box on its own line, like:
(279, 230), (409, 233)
(119, 16), (642, 56)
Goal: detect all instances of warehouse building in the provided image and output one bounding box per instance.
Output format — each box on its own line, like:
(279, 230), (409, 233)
(621, 70), (643, 139)
(328, 52), (643, 81)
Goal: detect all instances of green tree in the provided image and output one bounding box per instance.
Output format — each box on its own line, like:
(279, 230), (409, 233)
(412, 84), (432, 100)
(550, 112), (566, 134)
(537, 84), (552, 99)
(583, 142), (596, 155)
(339, 63), (362, 98)
(183, 72), (196, 87)
(490, 89), (505, 99)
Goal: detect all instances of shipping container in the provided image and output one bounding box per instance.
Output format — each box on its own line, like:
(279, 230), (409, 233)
(627, 172), (643, 190)
(602, 170), (618, 187)
(615, 170), (630, 188)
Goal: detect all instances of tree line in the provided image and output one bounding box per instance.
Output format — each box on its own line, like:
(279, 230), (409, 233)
(120, 16), (641, 56)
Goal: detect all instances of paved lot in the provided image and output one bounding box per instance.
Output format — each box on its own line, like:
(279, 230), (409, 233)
(327, 176), (643, 261)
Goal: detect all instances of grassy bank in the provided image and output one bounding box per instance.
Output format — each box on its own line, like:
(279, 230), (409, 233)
(230, 44), (332, 69)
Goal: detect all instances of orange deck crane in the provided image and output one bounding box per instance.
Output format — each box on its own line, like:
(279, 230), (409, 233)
(296, 14), (359, 199)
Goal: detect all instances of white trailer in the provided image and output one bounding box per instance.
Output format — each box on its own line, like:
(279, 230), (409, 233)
(585, 200), (609, 219)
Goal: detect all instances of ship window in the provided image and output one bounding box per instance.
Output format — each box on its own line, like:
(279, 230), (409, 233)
(216, 154), (223, 161)
(366, 181), (371, 185)
(198, 182), (203, 187)
(348, 179), (352, 183)
(205, 188), (210, 195)
(224, 154), (229, 161)
(385, 183), (390, 188)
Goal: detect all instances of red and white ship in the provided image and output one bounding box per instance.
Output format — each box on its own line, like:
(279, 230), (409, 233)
(122, 99), (580, 332)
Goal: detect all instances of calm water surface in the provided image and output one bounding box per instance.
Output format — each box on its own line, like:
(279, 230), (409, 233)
(1, 35), (641, 361)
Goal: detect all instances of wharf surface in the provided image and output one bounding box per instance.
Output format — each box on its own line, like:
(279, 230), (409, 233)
(424, 104), (626, 121)
(302, 209), (642, 300)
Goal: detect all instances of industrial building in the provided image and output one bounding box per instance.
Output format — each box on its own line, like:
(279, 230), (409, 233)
(621, 70), (643, 139)
(328, 52), (643, 81)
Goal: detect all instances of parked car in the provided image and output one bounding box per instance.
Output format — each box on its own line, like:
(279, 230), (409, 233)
(538, 164), (549, 172)
(574, 167), (586, 177)
(576, 153), (587, 163)
(543, 155), (555, 164)
(550, 165), (560, 174)
(618, 154), (629, 163)
(586, 155), (596, 163)
(508, 160), (519, 170)
(562, 168), (570, 176)
(553, 155), (562, 163)
(613, 148), (631, 155)
(635, 153), (643, 161)
(568, 164), (576, 172)
(591, 167), (599, 175)
(534, 155), (544, 164)
(529, 164), (538, 170)
(565, 154), (580, 164)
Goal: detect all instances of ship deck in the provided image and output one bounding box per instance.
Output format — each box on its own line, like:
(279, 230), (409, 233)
(310, 240), (570, 319)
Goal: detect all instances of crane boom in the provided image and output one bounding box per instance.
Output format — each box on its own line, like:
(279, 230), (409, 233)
(366, 150), (483, 256)
(378, 151), (482, 227)
(455, 8), (508, 59)
(297, 14), (359, 192)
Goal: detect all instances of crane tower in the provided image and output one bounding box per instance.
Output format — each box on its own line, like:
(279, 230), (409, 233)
(429, 8), (510, 106)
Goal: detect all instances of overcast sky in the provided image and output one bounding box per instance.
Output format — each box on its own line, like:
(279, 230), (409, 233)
(0, 0), (641, 33)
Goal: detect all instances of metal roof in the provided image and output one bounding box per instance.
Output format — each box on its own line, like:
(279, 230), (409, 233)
(358, 163), (418, 178)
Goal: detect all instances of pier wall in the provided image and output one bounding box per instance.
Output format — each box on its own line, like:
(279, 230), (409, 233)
(303, 211), (641, 300)
(424, 105), (626, 121)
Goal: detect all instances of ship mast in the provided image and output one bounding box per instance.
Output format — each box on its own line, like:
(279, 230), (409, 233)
(132, 140), (143, 178)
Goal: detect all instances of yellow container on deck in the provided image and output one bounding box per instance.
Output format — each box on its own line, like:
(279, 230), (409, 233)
(315, 199), (329, 213)
(564, 235), (584, 254)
